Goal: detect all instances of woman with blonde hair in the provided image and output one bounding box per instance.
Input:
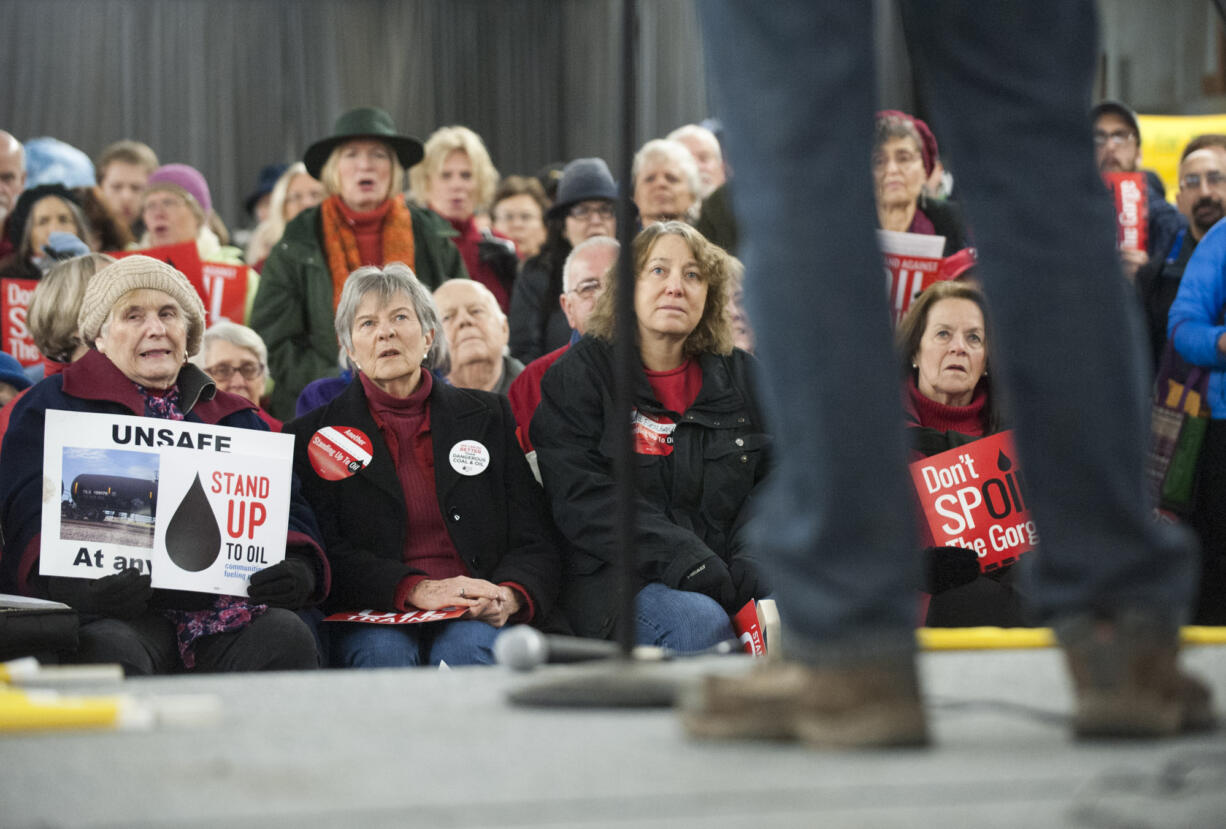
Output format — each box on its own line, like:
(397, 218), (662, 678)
(410, 126), (517, 312)
(244, 162), (326, 271)
(533, 221), (770, 651)
(0, 253), (115, 449)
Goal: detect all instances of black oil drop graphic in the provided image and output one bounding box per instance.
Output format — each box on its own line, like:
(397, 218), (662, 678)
(165, 473), (222, 571)
(997, 450), (1012, 472)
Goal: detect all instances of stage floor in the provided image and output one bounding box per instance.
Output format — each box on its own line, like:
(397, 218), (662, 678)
(3, 643), (1225, 829)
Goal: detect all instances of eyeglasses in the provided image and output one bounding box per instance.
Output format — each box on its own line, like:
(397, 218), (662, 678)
(871, 150), (922, 170)
(494, 210), (540, 224)
(1181, 170), (1226, 190)
(568, 203), (616, 221)
(566, 279), (603, 299)
(1093, 130), (1136, 147)
(143, 194), (190, 213)
(206, 362), (264, 381)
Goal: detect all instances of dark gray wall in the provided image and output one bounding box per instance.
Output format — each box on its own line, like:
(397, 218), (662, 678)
(0, 0), (711, 229)
(3, 0), (1220, 231)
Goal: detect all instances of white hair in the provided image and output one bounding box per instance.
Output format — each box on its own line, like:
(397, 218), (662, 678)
(631, 138), (701, 198)
(562, 236), (621, 293)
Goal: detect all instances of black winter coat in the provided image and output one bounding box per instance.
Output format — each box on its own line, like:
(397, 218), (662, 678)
(285, 376), (561, 619)
(508, 251), (571, 364)
(531, 336), (771, 639)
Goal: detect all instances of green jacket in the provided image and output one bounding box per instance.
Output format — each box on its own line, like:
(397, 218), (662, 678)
(250, 201), (467, 419)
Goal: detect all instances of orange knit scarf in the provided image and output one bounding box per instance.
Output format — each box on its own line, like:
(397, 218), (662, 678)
(319, 195), (416, 310)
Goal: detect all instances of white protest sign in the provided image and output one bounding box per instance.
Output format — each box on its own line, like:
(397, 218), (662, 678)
(41, 410), (294, 596)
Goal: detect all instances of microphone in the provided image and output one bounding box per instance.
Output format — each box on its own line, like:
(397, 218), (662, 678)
(495, 626), (668, 671)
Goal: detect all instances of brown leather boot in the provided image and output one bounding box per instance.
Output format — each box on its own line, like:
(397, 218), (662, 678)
(680, 659), (929, 748)
(1056, 612), (1215, 739)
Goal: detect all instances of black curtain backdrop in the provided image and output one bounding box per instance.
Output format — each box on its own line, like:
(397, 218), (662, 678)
(1, 0), (711, 230)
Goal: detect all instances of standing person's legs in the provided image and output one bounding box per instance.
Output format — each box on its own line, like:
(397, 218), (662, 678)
(903, 6), (1211, 735)
(689, 0), (926, 746)
(697, 0), (917, 660)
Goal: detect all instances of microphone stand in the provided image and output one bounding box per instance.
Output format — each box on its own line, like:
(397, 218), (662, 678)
(507, 0), (690, 708)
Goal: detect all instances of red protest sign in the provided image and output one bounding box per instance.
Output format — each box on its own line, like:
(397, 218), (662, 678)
(200, 261), (249, 324)
(878, 229), (947, 325)
(885, 253), (943, 325)
(108, 241), (206, 304)
(731, 600), (766, 655)
(322, 608), (468, 624)
(1, 277), (42, 366)
(908, 430), (1037, 572)
(1102, 172), (1149, 253)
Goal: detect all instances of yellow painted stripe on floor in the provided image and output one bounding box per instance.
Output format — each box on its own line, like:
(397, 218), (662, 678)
(918, 626), (1226, 651)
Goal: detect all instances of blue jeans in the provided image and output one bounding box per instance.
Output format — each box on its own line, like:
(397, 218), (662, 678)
(697, 1), (1197, 664)
(635, 582), (735, 652)
(326, 619), (500, 668)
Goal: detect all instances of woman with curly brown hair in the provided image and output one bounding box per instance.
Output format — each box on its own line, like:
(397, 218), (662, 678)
(533, 221), (770, 651)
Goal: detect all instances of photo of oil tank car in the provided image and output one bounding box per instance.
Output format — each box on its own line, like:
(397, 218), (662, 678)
(62, 474), (158, 522)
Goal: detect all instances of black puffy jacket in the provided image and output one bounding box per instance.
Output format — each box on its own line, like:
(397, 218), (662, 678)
(531, 336), (771, 639)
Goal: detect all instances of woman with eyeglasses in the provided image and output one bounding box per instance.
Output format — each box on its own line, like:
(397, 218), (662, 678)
(873, 111), (967, 255)
(195, 321), (279, 429)
(508, 158), (618, 364)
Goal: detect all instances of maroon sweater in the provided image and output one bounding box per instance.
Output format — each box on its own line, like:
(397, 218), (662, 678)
(446, 215), (512, 312)
(905, 379), (988, 437)
(360, 372), (470, 609)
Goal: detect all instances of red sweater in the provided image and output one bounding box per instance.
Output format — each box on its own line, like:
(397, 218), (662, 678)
(447, 215), (512, 312)
(336, 199), (393, 266)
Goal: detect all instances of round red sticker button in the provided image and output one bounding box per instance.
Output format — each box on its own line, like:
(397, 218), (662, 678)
(308, 426), (374, 481)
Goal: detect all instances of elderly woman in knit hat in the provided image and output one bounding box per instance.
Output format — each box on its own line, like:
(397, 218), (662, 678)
(140, 163), (260, 326)
(140, 163), (239, 261)
(249, 106), (467, 420)
(508, 157), (619, 363)
(873, 110), (967, 255)
(0, 254), (330, 675)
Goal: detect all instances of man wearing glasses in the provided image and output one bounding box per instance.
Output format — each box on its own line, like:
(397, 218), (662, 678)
(1168, 133), (1226, 626)
(1091, 100), (1187, 280)
(1137, 135), (1226, 368)
(508, 236), (620, 459)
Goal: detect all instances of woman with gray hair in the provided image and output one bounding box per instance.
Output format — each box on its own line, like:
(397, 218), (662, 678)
(0, 254), (116, 454)
(285, 262), (560, 668)
(873, 110), (966, 254)
(632, 138), (701, 227)
(195, 321), (279, 429)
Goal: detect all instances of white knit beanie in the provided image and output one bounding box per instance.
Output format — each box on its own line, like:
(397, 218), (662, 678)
(77, 255), (207, 357)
